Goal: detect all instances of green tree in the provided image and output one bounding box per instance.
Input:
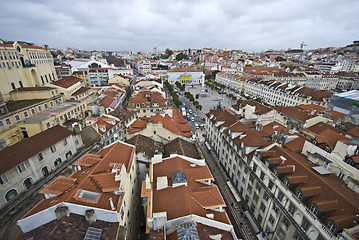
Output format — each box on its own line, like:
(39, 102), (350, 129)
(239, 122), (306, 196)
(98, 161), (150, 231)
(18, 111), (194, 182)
(176, 52), (189, 61)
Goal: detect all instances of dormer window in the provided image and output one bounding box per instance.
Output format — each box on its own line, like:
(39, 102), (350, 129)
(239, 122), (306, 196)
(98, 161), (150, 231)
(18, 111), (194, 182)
(273, 169), (278, 176)
(310, 205), (318, 216)
(283, 179), (289, 187)
(324, 146), (331, 153)
(327, 222), (336, 234)
(312, 139), (318, 146)
(295, 190), (302, 200)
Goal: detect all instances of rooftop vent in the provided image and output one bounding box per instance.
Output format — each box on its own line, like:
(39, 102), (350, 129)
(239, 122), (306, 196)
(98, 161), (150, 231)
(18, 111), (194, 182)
(206, 213), (214, 219)
(280, 156), (287, 162)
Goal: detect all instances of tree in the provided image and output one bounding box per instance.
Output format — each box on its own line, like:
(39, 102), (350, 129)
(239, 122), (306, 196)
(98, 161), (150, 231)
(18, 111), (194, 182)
(275, 56), (286, 62)
(176, 52), (189, 61)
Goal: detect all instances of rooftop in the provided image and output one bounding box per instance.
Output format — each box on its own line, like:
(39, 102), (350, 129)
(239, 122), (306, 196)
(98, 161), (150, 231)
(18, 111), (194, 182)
(0, 126), (73, 175)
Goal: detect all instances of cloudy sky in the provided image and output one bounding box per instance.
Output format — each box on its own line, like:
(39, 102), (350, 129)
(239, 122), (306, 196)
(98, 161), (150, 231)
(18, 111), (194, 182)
(0, 0), (358, 52)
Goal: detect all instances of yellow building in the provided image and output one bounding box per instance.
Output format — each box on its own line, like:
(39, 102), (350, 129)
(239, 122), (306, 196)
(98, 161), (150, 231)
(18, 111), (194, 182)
(72, 71), (89, 86)
(0, 95), (64, 147)
(0, 41), (58, 101)
(17, 100), (88, 138)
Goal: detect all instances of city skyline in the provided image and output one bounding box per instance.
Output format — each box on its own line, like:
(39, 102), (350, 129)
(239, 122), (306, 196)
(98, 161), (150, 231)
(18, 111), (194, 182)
(0, 0), (358, 52)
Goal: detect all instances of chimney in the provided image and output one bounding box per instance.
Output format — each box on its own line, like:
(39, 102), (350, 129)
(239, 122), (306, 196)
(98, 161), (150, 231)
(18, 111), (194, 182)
(145, 174), (151, 189)
(109, 198), (115, 210)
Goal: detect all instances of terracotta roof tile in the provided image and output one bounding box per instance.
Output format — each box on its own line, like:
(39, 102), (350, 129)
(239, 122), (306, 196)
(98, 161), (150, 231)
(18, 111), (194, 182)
(0, 126), (73, 175)
(52, 76), (82, 89)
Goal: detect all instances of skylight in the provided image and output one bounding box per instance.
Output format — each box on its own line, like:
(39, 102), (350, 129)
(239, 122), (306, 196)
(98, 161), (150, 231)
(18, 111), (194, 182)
(78, 190), (100, 201)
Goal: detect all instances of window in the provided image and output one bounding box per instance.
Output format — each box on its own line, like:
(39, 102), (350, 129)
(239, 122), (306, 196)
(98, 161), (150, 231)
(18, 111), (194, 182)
(253, 193), (259, 202)
(15, 114), (20, 122)
(268, 181), (273, 190)
(327, 222), (336, 233)
(23, 112), (29, 118)
(5, 189), (18, 202)
(37, 153), (44, 161)
(278, 191), (284, 202)
(288, 203), (296, 215)
(17, 162), (27, 173)
(296, 190), (303, 200)
(310, 205), (318, 216)
(63, 138), (68, 146)
(264, 192), (269, 201)
(260, 171), (265, 180)
(50, 145), (57, 153)
(283, 179), (289, 187)
(301, 218), (310, 232)
(5, 118), (11, 125)
(247, 184), (252, 193)
(277, 228), (286, 240)
(260, 203), (266, 212)
(75, 140), (79, 145)
(0, 174), (9, 185)
(0, 121), (4, 128)
(31, 108), (36, 115)
(272, 204), (279, 213)
(38, 106), (42, 111)
(269, 215), (275, 225)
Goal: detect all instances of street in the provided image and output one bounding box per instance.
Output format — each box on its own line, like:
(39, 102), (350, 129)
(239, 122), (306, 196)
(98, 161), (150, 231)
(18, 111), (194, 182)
(198, 142), (258, 240)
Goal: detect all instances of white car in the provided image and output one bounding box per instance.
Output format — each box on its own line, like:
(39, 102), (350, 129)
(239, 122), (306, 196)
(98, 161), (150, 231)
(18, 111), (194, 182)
(191, 117), (194, 121)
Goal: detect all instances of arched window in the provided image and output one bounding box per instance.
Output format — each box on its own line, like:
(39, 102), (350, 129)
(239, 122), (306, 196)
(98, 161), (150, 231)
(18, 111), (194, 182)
(54, 158), (62, 167)
(42, 166), (50, 177)
(5, 189), (18, 202)
(65, 150), (72, 159)
(23, 178), (33, 190)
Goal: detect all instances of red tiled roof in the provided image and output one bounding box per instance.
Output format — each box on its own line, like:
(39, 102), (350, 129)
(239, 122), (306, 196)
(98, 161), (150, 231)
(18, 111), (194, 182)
(72, 87), (91, 96)
(10, 87), (55, 92)
(0, 126), (73, 175)
(52, 76), (82, 89)
(22, 141), (135, 219)
(152, 156), (230, 224)
(168, 67), (202, 73)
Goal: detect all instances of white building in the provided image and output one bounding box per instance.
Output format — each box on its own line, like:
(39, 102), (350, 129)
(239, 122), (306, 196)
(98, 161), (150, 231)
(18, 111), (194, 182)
(17, 140), (139, 239)
(167, 67), (205, 87)
(205, 109), (359, 240)
(0, 125), (83, 208)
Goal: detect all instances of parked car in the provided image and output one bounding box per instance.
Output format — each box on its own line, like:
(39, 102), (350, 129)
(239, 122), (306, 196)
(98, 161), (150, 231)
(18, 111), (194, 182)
(191, 117), (194, 121)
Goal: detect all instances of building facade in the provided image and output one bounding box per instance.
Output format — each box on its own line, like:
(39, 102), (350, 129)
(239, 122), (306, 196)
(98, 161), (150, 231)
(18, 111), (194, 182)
(0, 126), (83, 208)
(0, 41), (57, 101)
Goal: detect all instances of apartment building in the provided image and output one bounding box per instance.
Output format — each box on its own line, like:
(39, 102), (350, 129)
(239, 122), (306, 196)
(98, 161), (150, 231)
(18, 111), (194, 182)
(0, 94), (63, 147)
(17, 140), (139, 239)
(17, 100), (88, 138)
(81, 114), (124, 146)
(127, 91), (168, 117)
(0, 41), (57, 101)
(47, 76), (83, 100)
(141, 154), (237, 239)
(215, 72), (252, 92)
(204, 109), (359, 240)
(127, 109), (192, 143)
(0, 125), (83, 208)
(244, 79), (332, 107)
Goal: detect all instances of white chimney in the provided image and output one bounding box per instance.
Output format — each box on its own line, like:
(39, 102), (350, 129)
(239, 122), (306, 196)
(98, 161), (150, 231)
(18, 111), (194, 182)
(109, 198), (115, 210)
(145, 174), (151, 189)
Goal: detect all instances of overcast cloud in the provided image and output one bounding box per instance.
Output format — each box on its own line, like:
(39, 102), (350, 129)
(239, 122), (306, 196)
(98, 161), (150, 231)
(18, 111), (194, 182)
(0, 0), (358, 52)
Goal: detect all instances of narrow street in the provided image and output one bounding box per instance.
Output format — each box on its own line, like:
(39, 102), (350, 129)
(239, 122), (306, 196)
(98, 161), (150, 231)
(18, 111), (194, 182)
(198, 142), (258, 240)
